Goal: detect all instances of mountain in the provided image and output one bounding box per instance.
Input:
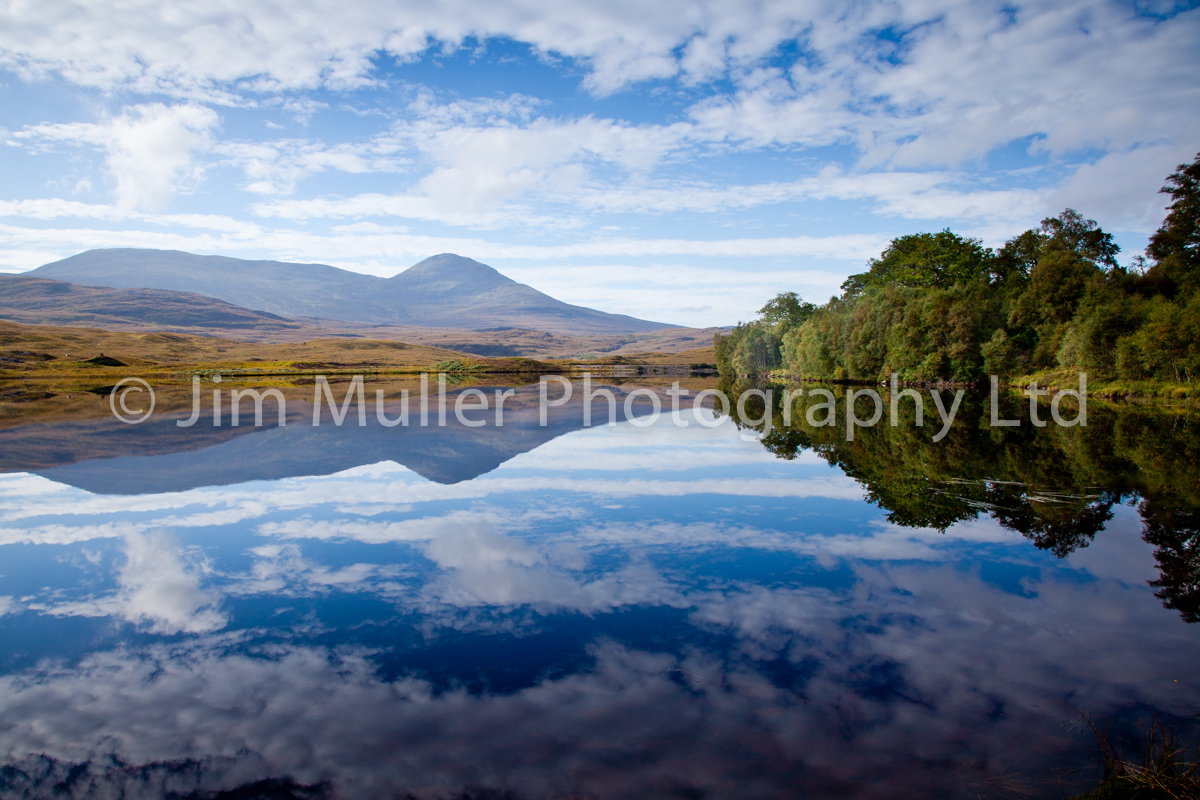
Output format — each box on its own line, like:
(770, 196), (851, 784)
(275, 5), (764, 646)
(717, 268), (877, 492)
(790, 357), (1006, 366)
(29, 249), (675, 335)
(0, 274), (301, 331)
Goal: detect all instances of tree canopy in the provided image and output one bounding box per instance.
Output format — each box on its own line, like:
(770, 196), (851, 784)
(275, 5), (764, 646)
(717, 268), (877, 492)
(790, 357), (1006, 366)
(841, 230), (994, 295)
(714, 154), (1200, 385)
(757, 291), (816, 329)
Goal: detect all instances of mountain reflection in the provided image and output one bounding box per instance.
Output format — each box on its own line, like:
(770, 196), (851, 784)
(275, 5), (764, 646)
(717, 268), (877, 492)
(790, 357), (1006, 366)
(0, 380), (1197, 799)
(0, 379), (675, 492)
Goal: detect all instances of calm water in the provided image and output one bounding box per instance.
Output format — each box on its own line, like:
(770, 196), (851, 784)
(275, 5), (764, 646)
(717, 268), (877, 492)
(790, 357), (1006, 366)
(0, 378), (1197, 799)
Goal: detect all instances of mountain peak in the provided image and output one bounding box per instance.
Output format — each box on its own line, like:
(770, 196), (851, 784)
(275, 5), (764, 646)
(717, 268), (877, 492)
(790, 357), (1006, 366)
(393, 253), (514, 289)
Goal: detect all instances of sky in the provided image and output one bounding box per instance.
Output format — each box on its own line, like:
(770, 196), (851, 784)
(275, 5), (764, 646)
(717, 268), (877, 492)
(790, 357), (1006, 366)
(1, 1), (1198, 327)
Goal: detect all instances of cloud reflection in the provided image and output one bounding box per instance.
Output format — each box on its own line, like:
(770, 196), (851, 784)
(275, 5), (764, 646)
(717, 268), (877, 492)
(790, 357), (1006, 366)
(0, 555), (1196, 799)
(45, 531), (226, 634)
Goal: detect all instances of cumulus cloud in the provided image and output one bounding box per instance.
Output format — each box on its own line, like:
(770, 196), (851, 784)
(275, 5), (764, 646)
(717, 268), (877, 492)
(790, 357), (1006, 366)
(0, 0), (785, 97)
(13, 103), (220, 210)
(230, 543), (397, 595)
(252, 165), (1048, 229)
(419, 524), (682, 612)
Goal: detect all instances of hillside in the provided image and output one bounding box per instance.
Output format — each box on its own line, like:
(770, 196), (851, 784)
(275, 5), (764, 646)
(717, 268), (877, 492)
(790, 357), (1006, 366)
(0, 275), (302, 332)
(30, 249), (676, 335)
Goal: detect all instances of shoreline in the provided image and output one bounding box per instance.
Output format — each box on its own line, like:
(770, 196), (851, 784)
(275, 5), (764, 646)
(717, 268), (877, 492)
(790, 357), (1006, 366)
(742, 369), (1198, 403)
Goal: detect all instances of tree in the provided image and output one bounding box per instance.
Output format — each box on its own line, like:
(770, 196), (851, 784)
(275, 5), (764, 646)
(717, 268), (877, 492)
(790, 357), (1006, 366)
(719, 160), (1197, 385)
(757, 291), (816, 331)
(1038, 208), (1119, 269)
(994, 229), (1045, 284)
(1146, 152), (1200, 295)
(733, 326), (782, 375)
(841, 230), (994, 295)
(1027, 243), (1100, 324)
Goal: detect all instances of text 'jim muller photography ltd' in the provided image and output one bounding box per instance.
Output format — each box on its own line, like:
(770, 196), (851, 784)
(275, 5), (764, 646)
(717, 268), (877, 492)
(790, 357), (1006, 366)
(107, 372), (1090, 441)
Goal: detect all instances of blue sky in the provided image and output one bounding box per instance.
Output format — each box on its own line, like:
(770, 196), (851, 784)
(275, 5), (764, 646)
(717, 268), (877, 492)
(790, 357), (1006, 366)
(1, 0), (1198, 326)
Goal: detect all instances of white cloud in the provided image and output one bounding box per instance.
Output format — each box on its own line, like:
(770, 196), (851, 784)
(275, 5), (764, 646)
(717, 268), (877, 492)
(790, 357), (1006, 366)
(1048, 144), (1191, 232)
(258, 511), (485, 544)
(217, 138), (410, 195)
(0, 559), (1195, 798)
(680, 2), (1200, 171)
(0, 214), (887, 269)
(13, 103), (220, 210)
(421, 524), (681, 611)
(0, 0), (773, 98)
(2, 1), (1192, 163)
(252, 166), (1046, 228)
(230, 543), (396, 595)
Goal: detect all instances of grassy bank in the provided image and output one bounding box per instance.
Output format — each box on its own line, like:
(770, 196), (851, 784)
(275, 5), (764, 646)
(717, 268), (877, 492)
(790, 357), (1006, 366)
(755, 366), (1196, 402)
(1010, 368), (1197, 401)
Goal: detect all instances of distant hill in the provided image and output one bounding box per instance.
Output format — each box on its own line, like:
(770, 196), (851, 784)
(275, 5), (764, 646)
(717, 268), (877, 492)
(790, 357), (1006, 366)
(0, 274), (301, 331)
(29, 249), (675, 335)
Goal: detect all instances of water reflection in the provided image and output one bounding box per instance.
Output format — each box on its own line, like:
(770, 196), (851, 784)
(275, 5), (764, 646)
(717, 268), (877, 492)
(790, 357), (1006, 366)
(0, 378), (1196, 799)
(722, 379), (1200, 624)
(1, 379), (675, 491)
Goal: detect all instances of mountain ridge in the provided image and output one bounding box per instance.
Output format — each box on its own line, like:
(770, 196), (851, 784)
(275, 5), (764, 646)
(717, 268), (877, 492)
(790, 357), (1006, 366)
(30, 248), (675, 335)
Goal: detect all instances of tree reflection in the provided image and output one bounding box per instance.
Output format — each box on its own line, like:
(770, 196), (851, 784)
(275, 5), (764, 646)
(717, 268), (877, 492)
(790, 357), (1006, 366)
(1142, 500), (1200, 623)
(723, 378), (1200, 621)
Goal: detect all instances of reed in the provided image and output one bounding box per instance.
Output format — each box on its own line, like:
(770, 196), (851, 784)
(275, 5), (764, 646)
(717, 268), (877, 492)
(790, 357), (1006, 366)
(1072, 712), (1200, 800)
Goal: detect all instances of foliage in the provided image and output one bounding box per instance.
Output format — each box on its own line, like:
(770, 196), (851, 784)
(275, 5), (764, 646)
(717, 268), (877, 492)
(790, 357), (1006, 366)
(841, 230), (995, 295)
(717, 155), (1200, 385)
(714, 321), (783, 377)
(756, 291), (815, 331)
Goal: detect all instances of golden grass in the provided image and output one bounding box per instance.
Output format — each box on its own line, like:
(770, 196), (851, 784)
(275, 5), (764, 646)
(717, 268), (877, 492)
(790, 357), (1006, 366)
(0, 319), (564, 381)
(0, 319), (714, 387)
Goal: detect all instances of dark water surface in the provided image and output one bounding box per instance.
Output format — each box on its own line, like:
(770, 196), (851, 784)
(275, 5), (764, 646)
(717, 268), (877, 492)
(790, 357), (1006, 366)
(0, 379), (1197, 799)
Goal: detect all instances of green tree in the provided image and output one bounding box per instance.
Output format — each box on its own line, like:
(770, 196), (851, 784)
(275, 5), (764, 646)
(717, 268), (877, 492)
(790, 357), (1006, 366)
(1038, 208), (1119, 269)
(842, 230), (995, 295)
(757, 291), (816, 332)
(994, 229), (1044, 284)
(714, 322), (783, 377)
(733, 326), (782, 375)
(1146, 152), (1200, 296)
(721, 385), (1200, 623)
(1027, 244), (1101, 324)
